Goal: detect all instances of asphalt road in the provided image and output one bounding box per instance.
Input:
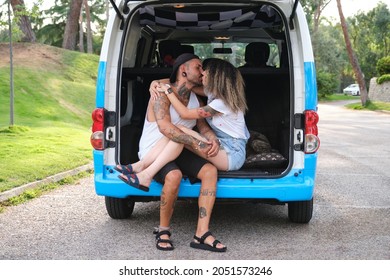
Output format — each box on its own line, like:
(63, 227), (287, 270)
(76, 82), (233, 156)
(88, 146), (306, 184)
(0, 100), (389, 261)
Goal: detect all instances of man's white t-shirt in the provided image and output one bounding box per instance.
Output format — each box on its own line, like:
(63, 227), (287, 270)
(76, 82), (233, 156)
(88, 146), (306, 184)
(138, 92), (199, 159)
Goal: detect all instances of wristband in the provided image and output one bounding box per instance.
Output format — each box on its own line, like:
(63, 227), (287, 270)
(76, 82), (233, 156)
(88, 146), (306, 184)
(165, 87), (173, 95)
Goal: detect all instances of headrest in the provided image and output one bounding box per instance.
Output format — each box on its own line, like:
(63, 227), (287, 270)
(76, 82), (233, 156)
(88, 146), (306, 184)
(245, 42), (270, 66)
(181, 45), (195, 55)
(158, 40), (182, 67)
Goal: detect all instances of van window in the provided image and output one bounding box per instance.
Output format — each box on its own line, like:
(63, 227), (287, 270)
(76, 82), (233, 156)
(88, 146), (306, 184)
(184, 43), (280, 68)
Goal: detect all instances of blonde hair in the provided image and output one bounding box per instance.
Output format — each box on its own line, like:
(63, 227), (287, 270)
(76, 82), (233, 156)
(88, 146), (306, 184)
(203, 58), (247, 113)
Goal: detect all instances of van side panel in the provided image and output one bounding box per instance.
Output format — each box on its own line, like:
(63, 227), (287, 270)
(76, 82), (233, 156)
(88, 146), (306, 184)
(96, 61), (106, 108)
(304, 61), (318, 110)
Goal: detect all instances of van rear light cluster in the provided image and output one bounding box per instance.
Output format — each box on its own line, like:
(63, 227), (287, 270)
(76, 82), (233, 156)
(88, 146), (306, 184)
(91, 108), (104, 150)
(304, 110), (320, 154)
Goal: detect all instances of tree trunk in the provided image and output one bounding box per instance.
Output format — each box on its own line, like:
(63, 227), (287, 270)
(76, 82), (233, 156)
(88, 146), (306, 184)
(79, 5), (84, 52)
(313, 1), (321, 33)
(106, 0), (109, 22)
(63, 0), (83, 50)
(11, 0), (36, 42)
(84, 0), (93, 54)
(336, 0), (368, 106)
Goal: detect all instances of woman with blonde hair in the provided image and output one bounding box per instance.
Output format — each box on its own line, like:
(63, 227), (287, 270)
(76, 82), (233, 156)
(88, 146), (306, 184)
(159, 58), (249, 171)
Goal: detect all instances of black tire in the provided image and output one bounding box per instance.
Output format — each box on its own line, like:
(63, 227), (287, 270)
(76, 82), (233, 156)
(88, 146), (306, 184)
(105, 196), (135, 219)
(288, 198), (313, 223)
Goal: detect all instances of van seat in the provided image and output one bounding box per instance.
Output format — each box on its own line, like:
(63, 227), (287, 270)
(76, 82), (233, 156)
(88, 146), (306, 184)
(158, 40), (182, 67)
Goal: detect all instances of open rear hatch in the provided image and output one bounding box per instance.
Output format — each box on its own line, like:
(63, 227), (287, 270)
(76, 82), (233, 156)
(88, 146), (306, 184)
(116, 1), (294, 178)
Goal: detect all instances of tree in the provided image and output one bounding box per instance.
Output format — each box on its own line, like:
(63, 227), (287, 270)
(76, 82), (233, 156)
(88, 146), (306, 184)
(84, 0), (93, 53)
(78, 0), (94, 53)
(62, 0), (83, 50)
(301, 0), (332, 33)
(336, 0), (368, 106)
(314, 23), (346, 93)
(10, 0), (36, 42)
(78, 2), (84, 52)
(370, 2), (390, 57)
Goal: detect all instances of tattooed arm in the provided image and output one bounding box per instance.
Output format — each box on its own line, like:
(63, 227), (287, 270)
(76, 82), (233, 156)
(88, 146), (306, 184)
(153, 95), (211, 154)
(149, 78), (205, 100)
(195, 99), (220, 157)
(159, 84), (221, 120)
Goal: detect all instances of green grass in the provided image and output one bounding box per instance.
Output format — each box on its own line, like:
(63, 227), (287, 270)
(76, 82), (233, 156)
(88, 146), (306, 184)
(0, 43), (97, 193)
(346, 100), (390, 111)
(319, 94), (390, 112)
(0, 170), (93, 213)
(318, 93), (361, 102)
(0, 125), (92, 192)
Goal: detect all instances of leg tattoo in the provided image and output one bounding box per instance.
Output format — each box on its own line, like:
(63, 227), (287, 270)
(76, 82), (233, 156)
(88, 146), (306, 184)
(200, 188), (216, 197)
(160, 191), (167, 209)
(199, 207), (207, 218)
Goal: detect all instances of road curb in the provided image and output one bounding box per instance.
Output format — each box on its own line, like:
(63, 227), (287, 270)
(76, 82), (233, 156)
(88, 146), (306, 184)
(0, 163), (94, 203)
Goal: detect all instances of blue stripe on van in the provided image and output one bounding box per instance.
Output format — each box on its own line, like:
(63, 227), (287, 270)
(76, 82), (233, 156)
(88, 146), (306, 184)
(96, 61), (106, 108)
(304, 61), (318, 110)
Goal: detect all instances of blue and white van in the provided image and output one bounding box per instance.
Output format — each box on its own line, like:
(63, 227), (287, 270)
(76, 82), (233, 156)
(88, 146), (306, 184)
(91, 0), (320, 223)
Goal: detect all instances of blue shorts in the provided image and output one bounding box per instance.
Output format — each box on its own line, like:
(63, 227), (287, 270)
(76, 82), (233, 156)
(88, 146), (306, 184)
(219, 137), (247, 171)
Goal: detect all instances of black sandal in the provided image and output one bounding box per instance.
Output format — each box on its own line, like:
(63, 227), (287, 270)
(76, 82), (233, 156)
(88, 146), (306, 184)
(154, 230), (174, 251)
(190, 231), (227, 252)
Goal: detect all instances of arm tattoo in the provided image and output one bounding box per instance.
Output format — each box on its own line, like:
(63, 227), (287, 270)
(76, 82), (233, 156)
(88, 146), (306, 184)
(154, 96), (170, 121)
(197, 105), (219, 118)
(169, 129), (197, 146)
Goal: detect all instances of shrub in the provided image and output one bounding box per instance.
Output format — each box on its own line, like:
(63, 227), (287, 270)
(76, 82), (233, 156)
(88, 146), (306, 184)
(316, 71), (338, 97)
(377, 74), (390, 84)
(377, 56), (390, 76)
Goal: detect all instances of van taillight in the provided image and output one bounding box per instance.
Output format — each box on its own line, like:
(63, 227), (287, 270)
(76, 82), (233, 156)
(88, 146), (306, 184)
(304, 110), (320, 154)
(91, 108), (104, 150)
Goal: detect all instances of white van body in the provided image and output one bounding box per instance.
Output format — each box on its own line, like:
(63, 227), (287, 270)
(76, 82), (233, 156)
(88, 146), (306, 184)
(91, 0), (320, 223)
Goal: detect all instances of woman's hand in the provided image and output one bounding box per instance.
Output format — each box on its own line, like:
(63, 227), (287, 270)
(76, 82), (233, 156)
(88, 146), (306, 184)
(149, 80), (165, 100)
(159, 83), (170, 93)
(149, 78), (171, 100)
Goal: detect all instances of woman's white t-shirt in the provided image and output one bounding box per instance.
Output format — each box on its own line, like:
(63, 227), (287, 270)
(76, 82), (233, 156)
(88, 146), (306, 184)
(206, 94), (249, 140)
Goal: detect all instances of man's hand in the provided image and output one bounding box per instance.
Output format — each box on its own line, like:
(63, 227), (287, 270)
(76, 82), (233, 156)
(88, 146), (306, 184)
(194, 139), (213, 157)
(207, 138), (220, 157)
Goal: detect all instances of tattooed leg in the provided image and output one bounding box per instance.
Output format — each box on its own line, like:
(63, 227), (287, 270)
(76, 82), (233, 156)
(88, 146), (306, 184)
(157, 169), (181, 249)
(193, 163), (225, 249)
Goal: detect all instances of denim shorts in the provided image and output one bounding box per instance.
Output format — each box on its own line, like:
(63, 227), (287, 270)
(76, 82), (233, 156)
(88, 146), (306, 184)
(219, 137), (247, 171)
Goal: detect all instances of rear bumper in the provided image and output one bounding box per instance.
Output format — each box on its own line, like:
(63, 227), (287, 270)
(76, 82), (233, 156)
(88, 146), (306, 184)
(93, 151), (317, 202)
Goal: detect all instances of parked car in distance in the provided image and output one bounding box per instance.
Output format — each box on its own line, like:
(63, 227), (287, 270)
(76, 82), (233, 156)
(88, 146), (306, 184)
(343, 84), (360, 96)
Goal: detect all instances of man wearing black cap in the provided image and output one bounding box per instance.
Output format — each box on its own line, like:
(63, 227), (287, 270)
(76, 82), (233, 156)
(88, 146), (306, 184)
(147, 53), (227, 252)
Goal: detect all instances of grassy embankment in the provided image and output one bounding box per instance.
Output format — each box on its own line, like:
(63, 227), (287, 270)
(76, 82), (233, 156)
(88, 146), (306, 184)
(0, 43), (98, 194)
(320, 93), (390, 111)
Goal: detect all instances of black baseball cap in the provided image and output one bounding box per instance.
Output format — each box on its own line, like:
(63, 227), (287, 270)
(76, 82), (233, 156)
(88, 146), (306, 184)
(169, 53), (200, 83)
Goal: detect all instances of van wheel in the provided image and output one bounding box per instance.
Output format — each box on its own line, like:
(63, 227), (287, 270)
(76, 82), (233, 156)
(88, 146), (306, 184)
(105, 196), (135, 219)
(288, 198), (313, 223)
